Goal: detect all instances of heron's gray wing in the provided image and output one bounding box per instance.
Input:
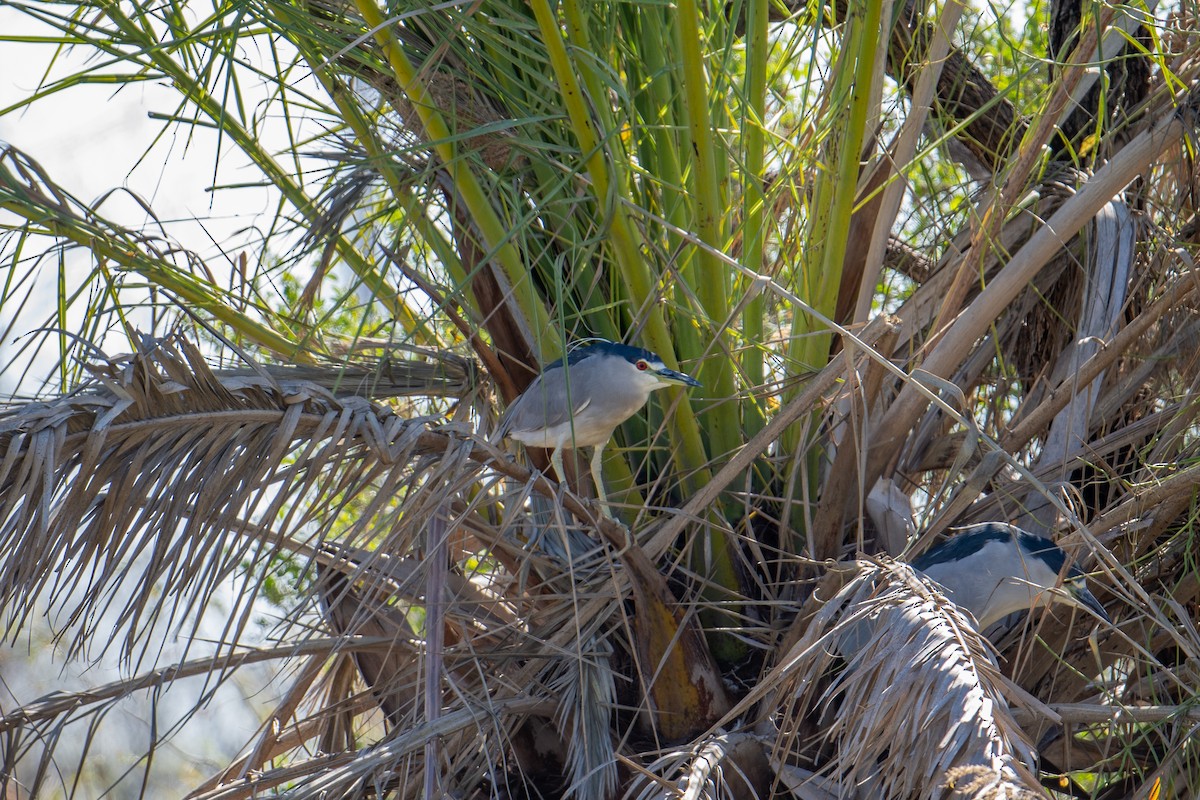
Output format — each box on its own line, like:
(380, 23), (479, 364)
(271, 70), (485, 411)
(498, 365), (591, 437)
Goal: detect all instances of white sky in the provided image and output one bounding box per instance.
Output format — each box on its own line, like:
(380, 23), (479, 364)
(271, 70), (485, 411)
(0, 7), (280, 248)
(0, 9), (296, 795)
(0, 4), (310, 395)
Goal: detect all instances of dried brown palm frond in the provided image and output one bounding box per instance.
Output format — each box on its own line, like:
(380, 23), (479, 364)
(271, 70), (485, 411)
(0, 334), (537, 797)
(625, 732), (773, 800)
(0, 333), (738, 798)
(373, 69), (519, 172)
(0, 334), (483, 661)
(768, 558), (1042, 800)
(942, 766), (1046, 800)
(219, 343), (479, 400)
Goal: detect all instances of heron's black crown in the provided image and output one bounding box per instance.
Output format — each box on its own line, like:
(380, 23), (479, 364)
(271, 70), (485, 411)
(912, 522), (1083, 581)
(545, 340), (662, 371)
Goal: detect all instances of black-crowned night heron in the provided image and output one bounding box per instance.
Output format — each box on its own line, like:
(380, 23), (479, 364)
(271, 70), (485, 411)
(497, 339), (701, 510)
(912, 522), (1110, 630)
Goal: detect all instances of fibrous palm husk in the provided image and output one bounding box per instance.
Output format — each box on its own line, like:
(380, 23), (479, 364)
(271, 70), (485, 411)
(301, 0), (518, 172)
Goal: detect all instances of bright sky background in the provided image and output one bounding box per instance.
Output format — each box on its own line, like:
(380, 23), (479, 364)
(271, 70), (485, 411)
(0, 4), (310, 398)
(0, 9), (293, 795)
(0, 6), (280, 247)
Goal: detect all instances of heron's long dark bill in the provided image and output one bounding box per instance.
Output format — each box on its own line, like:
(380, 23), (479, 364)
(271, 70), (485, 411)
(1070, 586), (1111, 623)
(654, 368), (701, 387)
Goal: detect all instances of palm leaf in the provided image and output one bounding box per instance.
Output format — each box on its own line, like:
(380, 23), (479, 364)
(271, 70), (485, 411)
(768, 559), (1042, 798)
(0, 333), (731, 797)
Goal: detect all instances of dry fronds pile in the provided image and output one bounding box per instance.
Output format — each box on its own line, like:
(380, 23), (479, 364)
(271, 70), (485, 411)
(2, 0), (1200, 797)
(770, 560), (1040, 798)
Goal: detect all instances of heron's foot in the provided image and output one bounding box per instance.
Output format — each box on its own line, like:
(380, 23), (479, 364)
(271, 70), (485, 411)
(593, 504), (633, 554)
(543, 474), (570, 500)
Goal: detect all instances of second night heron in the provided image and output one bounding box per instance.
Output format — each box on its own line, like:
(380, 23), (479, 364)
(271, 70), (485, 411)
(497, 340), (701, 509)
(912, 522), (1110, 630)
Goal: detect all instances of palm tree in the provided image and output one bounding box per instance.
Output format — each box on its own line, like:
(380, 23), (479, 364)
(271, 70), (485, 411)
(1, 0), (1199, 796)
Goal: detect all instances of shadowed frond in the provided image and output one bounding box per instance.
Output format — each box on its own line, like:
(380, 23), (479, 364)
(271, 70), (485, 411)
(0, 335), (482, 662)
(628, 732), (773, 800)
(771, 559), (1042, 799)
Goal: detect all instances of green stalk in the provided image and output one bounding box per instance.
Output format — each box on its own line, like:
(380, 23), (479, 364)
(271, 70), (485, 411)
(612, 9), (693, 487)
(815, 0), (885, 324)
(353, 0), (559, 359)
(671, 0), (740, 463)
(97, 3), (431, 345)
(635, 3), (742, 661)
(633, 10), (688, 232)
(628, 7), (705, 422)
(739, 0), (770, 439)
(783, 0), (885, 442)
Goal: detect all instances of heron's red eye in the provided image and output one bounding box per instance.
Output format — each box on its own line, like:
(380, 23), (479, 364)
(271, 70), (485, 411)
(636, 360), (649, 371)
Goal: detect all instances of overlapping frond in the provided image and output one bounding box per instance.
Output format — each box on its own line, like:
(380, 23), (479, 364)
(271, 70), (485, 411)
(769, 560), (1041, 799)
(0, 336), (470, 656)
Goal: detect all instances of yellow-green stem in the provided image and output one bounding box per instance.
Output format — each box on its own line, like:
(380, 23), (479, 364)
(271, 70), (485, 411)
(673, 0), (740, 463)
(529, 0), (710, 495)
(740, 0), (770, 439)
(353, 0), (560, 360)
(667, 1), (746, 658)
(784, 0), (885, 444)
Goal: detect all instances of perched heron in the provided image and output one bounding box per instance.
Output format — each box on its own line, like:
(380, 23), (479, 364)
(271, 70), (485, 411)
(912, 522), (1110, 630)
(497, 339), (701, 510)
